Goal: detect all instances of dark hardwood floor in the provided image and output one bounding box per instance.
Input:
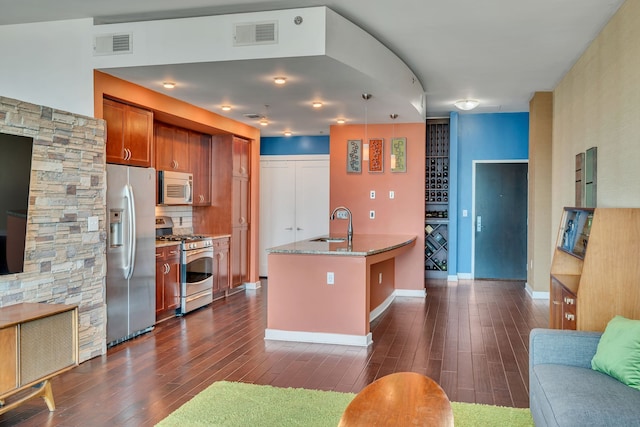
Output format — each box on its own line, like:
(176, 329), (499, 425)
(0, 279), (548, 427)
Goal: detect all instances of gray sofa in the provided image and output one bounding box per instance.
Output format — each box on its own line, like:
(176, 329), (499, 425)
(529, 328), (640, 426)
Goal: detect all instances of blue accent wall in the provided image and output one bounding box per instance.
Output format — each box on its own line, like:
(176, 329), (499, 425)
(454, 112), (529, 275)
(260, 135), (330, 155)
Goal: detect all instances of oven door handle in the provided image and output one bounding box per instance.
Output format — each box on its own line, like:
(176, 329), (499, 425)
(185, 247), (214, 259)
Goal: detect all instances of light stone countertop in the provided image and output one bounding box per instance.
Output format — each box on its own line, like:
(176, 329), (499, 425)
(266, 234), (416, 257)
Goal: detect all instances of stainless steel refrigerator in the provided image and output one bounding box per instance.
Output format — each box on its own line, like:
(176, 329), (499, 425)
(106, 164), (156, 346)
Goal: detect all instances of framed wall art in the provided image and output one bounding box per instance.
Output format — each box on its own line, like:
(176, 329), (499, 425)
(368, 138), (384, 173)
(390, 137), (407, 173)
(346, 139), (362, 173)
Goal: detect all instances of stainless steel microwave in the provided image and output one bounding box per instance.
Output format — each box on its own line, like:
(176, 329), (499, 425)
(158, 170), (193, 205)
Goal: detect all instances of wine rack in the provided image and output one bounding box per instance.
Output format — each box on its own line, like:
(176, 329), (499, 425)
(425, 119), (449, 278)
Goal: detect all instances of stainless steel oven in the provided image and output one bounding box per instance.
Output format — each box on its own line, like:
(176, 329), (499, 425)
(156, 216), (214, 315)
(181, 241), (214, 314)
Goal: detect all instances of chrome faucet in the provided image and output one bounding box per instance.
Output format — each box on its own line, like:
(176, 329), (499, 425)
(330, 206), (353, 244)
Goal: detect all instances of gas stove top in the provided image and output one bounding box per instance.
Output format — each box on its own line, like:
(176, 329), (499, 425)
(155, 216), (213, 249)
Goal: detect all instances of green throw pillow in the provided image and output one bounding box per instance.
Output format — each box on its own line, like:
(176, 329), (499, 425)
(591, 315), (640, 391)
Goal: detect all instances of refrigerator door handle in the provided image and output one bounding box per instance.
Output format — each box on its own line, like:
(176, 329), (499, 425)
(124, 184), (137, 280)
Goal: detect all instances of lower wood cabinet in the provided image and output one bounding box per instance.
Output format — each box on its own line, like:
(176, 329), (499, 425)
(213, 237), (230, 296)
(155, 244), (181, 322)
(0, 303), (78, 414)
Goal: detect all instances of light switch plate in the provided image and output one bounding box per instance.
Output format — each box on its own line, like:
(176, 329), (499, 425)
(88, 216), (99, 231)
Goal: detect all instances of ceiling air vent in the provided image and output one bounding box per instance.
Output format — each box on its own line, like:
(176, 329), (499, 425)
(233, 21), (278, 46)
(93, 33), (133, 56)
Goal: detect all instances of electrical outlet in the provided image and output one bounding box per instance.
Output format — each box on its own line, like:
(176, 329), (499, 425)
(389, 190), (395, 199)
(370, 190), (376, 199)
(336, 210), (348, 219)
(369, 210), (375, 219)
(327, 272), (335, 285)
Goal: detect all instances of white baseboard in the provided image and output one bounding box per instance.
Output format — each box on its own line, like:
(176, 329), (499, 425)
(525, 283), (550, 300)
(264, 329), (372, 347)
(370, 293), (395, 322)
(244, 280), (262, 290)
(457, 273), (473, 280)
(447, 275), (458, 282)
(394, 289), (426, 298)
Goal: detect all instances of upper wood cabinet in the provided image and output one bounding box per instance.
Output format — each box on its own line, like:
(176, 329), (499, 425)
(189, 131), (212, 206)
(155, 122), (190, 172)
(232, 137), (250, 178)
(104, 98), (153, 167)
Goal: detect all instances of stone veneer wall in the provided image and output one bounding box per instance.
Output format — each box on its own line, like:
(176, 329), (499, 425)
(0, 96), (106, 362)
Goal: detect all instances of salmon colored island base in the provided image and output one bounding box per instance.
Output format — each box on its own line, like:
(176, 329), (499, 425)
(265, 235), (417, 346)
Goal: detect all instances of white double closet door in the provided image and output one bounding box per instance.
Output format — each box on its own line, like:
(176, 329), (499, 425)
(259, 155), (329, 276)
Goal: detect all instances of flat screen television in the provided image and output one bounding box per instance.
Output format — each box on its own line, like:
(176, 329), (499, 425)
(0, 132), (33, 274)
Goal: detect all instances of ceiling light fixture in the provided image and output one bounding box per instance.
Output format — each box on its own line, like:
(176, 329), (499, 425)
(454, 99), (480, 111)
(362, 93), (372, 161)
(259, 118), (269, 126)
(312, 101), (323, 108)
(337, 118), (346, 124)
(273, 77), (287, 85)
(284, 131), (292, 136)
(162, 82), (176, 89)
(259, 104), (270, 126)
(221, 105), (232, 111)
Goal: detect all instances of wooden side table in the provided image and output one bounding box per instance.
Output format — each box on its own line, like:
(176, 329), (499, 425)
(0, 303), (78, 415)
(338, 372), (453, 426)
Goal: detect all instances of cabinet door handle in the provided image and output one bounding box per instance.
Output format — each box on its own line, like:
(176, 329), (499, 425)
(297, 227), (303, 231)
(199, 195), (204, 202)
(563, 297), (575, 305)
(565, 313), (575, 321)
(239, 217), (246, 225)
(284, 227), (293, 230)
(240, 166), (246, 174)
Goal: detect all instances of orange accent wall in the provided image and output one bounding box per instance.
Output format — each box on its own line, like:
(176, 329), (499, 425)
(94, 70), (261, 284)
(330, 123), (426, 291)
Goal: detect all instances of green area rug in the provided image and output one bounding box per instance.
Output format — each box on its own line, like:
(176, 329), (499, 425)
(157, 381), (534, 427)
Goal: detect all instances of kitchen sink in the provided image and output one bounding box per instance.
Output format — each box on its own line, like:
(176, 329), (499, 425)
(310, 236), (347, 243)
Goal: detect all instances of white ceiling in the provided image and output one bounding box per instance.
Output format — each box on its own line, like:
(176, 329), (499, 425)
(0, 0), (625, 136)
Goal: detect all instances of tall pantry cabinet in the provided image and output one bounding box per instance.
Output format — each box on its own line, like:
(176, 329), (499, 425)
(211, 135), (251, 289)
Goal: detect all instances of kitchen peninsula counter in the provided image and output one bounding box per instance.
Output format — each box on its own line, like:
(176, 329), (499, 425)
(265, 234), (417, 347)
(266, 234), (416, 257)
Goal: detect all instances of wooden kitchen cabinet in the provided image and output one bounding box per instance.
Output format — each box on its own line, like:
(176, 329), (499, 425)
(550, 208), (640, 332)
(233, 136), (250, 178)
(190, 131), (212, 206)
(104, 98), (153, 167)
(155, 122), (190, 172)
(0, 303), (78, 415)
(213, 237), (230, 295)
(155, 244), (181, 322)
(210, 135), (251, 289)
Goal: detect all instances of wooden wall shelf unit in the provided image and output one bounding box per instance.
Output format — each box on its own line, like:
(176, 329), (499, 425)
(550, 207), (640, 331)
(0, 303), (78, 415)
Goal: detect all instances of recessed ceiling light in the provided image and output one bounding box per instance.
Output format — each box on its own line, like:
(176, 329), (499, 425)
(274, 77), (287, 85)
(336, 118), (346, 124)
(454, 99), (480, 111)
(312, 101), (323, 108)
(163, 82), (176, 89)
(284, 131), (292, 137)
(221, 105), (232, 111)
